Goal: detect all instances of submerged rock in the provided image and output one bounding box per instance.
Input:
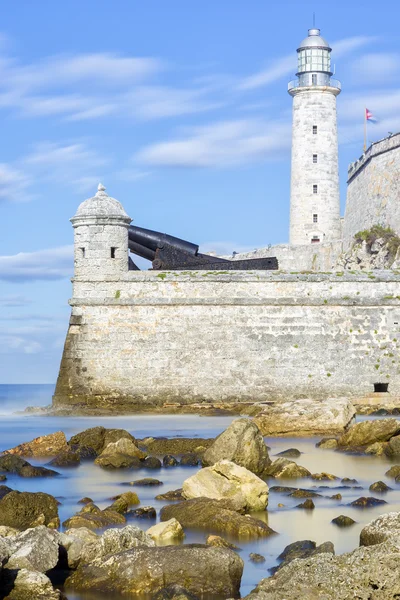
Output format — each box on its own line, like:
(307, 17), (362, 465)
(250, 553), (266, 563)
(369, 480), (391, 493)
(163, 455), (179, 467)
(182, 460), (269, 511)
(144, 438), (213, 454)
(349, 496), (387, 508)
(272, 540), (334, 574)
(0, 455), (59, 478)
(129, 506), (156, 519)
(160, 498), (276, 540)
(94, 438), (146, 469)
(265, 458), (311, 479)
(316, 438), (338, 449)
(147, 518), (185, 543)
(206, 535), (239, 549)
(129, 478), (163, 486)
(69, 426), (136, 456)
(385, 465), (400, 479)
(0, 491), (59, 530)
(155, 489), (184, 501)
(276, 448), (301, 458)
(152, 584), (199, 600)
(63, 502), (126, 530)
(107, 491), (140, 513)
(296, 499), (315, 510)
(254, 398), (355, 436)
(47, 449), (81, 467)
(66, 545), (243, 598)
(180, 454), (199, 466)
(143, 456), (162, 469)
(331, 515), (356, 527)
(3, 431), (68, 458)
(202, 418), (271, 476)
(384, 434), (400, 457)
(337, 418), (400, 447)
(310, 472), (338, 481)
(360, 511), (400, 546)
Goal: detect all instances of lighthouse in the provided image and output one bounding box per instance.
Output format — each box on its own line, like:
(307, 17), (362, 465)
(288, 28), (341, 245)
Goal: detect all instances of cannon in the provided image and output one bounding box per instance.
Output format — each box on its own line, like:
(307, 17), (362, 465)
(128, 225), (278, 270)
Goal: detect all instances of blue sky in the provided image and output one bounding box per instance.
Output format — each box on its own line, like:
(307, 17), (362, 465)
(1, 0), (400, 383)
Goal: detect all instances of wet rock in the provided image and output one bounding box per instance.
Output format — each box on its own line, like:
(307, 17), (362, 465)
(0, 455), (59, 478)
(276, 449), (301, 458)
(264, 458), (311, 479)
(94, 438), (146, 469)
(246, 541), (400, 599)
(107, 491), (140, 513)
(155, 489), (184, 501)
(147, 518), (185, 543)
(384, 434), (400, 457)
(316, 438), (338, 449)
(369, 480), (391, 493)
(163, 455), (179, 467)
(365, 441), (388, 455)
(206, 535), (239, 549)
(144, 438), (213, 454)
(129, 506), (157, 519)
(310, 472), (338, 481)
(254, 398), (355, 436)
(250, 553), (266, 563)
(62, 527), (99, 568)
(385, 465), (400, 479)
(77, 497), (93, 504)
(4, 569), (66, 600)
(202, 418), (271, 476)
(0, 474), (6, 481)
(66, 545), (243, 598)
(180, 454), (199, 467)
(69, 426), (135, 455)
(143, 456), (162, 469)
(62, 502), (126, 530)
(330, 493), (342, 500)
(0, 491), (59, 530)
(129, 478), (163, 486)
(288, 489), (322, 498)
(349, 496), (387, 508)
(47, 449), (81, 467)
(331, 515), (356, 527)
(0, 485), (13, 500)
(182, 460), (269, 511)
(296, 499), (315, 510)
(5, 526), (60, 572)
(0, 526), (19, 537)
(360, 511), (400, 546)
(160, 498), (276, 540)
(152, 584), (199, 600)
(341, 477), (358, 484)
(3, 431), (68, 457)
(73, 445), (97, 460)
(337, 418), (400, 447)
(272, 540), (334, 574)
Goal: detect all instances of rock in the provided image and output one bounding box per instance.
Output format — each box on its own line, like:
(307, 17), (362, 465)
(206, 535), (239, 549)
(163, 455), (179, 467)
(62, 527), (99, 568)
(337, 418), (400, 447)
(147, 518), (185, 543)
(276, 448), (301, 458)
(264, 458), (311, 479)
(0, 491), (59, 530)
(369, 480), (391, 493)
(0, 485), (13, 500)
(94, 438), (146, 468)
(129, 506), (156, 519)
(47, 449), (81, 467)
(350, 496), (387, 508)
(182, 460), (269, 512)
(296, 499), (315, 510)
(310, 472), (338, 481)
(107, 492), (140, 513)
(69, 426), (136, 455)
(180, 454), (199, 466)
(0, 474), (6, 481)
(250, 553), (266, 563)
(330, 493), (342, 500)
(73, 445), (97, 460)
(0, 455), (59, 478)
(254, 398), (355, 436)
(4, 569), (66, 600)
(129, 478), (163, 486)
(288, 489), (322, 498)
(77, 496), (93, 504)
(143, 456), (162, 469)
(5, 526), (60, 572)
(316, 438), (338, 449)
(384, 434), (400, 456)
(245, 541), (400, 599)
(273, 540), (334, 574)
(144, 438), (213, 454)
(0, 526), (18, 537)
(341, 477), (358, 484)
(152, 584), (199, 600)
(385, 465), (400, 478)
(160, 498), (276, 540)
(3, 432), (68, 457)
(63, 502), (126, 530)
(365, 441), (388, 455)
(66, 545), (243, 598)
(331, 515), (356, 527)
(156, 489), (184, 501)
(202, 418), (271, 476)
(360, 512), (400, 546)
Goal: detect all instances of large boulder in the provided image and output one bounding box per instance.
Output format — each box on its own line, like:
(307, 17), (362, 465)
(3, 432), (68, 457)
(61, 527), (99, 568)
(253, 398), (355, 436)
(160, 498), (276, 540)
(202, 419), (271, 476)
(337, 418), (400, 447)
(94, 438), (146, 469)
(4, 569), (66, 600)
(360, 511), (400, 546)
(62, 502), (126, 530)
(384, 434), (400, 456)
(144, 438), (213, 454)
(66, 545), (243, 598)
(0, 491), (59, 530)
(147, 519), (185, 543)
(182, 460), (269, 511)
(5, 526), (60, 572)
(0, 455), (59, 478)
(69, 426), (135, 456)
(264, 458), (311, 479)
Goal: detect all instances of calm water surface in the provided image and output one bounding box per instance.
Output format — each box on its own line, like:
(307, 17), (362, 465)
(1, 384), (400, 599)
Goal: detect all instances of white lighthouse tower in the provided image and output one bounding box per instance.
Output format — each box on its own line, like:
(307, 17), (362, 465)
(288, 28), (341, 245)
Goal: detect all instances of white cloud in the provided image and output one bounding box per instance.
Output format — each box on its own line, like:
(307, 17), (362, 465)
(347, 53), (399, 84)
(0, 245), (73, 281)
(135, 119), (291, 168)
(0, 334), (42, 354)
(0, 163), (32, 202)
(200, 241), (260, 256)
(0, 295), (31, 307)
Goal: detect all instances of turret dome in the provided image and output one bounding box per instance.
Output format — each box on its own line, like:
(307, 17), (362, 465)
(298, 28), (330, 51)
(73, 184), (131, 221)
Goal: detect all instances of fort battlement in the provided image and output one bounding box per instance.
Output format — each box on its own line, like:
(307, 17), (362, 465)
(348, 132), (400, 183)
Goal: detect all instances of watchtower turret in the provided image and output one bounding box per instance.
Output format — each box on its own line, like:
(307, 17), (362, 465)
(71, 184), (131, 279)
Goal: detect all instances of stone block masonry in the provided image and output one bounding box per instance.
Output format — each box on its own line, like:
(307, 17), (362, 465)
(53, 271), (400, 410)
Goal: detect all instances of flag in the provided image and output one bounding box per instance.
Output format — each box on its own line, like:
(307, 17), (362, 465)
(366, 108), (378, 123)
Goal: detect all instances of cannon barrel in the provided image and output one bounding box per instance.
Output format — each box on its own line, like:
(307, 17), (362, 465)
(128, 226), (198, 257)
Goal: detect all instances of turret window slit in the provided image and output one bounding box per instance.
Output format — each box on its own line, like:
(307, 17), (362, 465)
(80, 247), (85, 258)
(111, 247), (116, 258)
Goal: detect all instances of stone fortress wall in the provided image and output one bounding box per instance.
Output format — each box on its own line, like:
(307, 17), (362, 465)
(53, 270), (400, 409)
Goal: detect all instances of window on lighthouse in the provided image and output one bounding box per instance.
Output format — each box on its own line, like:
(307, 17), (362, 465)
(313, 184), (318, 194)
(312, 74), (317, 85)
(313, 154), (318, 163)
(313, 125), (317, 134)
(313, 214), (318, 223)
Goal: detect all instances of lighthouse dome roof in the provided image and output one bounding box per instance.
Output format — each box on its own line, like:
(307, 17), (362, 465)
(73, 184), (131, 221)
(298, 28), (330, 50)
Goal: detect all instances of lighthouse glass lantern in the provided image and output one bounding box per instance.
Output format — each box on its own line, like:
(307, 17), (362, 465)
(296, 28), (333, 88)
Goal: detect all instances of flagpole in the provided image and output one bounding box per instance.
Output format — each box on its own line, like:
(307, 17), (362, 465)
(364, 108), (367, 152)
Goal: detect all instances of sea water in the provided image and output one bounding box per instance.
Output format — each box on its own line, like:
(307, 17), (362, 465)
(1, 384), (400, 599)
